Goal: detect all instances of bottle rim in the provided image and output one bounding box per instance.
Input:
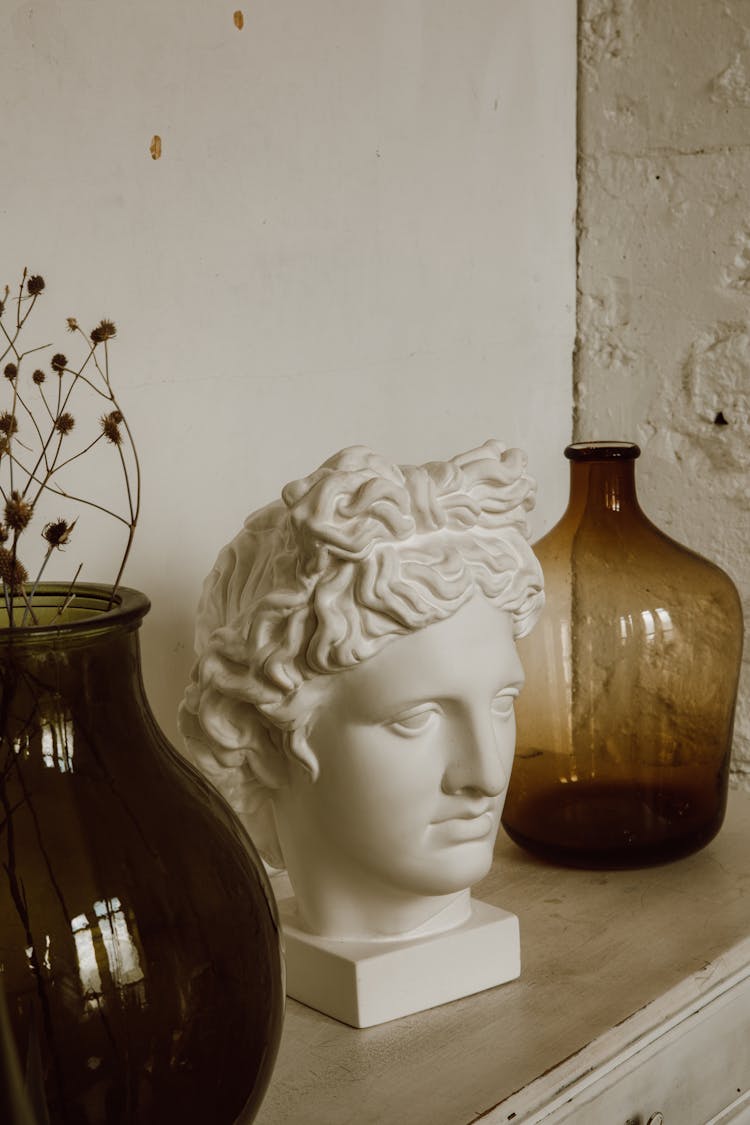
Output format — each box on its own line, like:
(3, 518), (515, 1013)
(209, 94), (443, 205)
(0, 583), (149, 643)
(565, 441), (641, 462)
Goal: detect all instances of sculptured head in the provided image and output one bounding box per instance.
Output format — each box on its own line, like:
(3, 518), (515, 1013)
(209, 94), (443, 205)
(178, 441), (543, 939)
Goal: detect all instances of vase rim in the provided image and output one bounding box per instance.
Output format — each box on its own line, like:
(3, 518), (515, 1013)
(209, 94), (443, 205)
(0, 583), (150, 642)
(565, 441), (641, 462)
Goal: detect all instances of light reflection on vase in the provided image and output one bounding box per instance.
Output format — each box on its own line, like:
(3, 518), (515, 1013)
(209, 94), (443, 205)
(0, 585), (284, 1124)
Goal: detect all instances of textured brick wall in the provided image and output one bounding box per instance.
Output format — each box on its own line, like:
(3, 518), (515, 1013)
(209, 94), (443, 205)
(576, 0), (750, 779)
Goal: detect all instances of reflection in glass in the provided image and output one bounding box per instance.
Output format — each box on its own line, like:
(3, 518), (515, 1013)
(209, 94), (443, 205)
(655, 607), (673, 635)
(40, 715), (74, 773)
(70, 899), (146, 1013)
(94, 898), (145, 990)
(71, 914), (103, 1012)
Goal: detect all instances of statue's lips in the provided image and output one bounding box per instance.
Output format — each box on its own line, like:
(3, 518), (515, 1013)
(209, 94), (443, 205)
(431, 810), (495, 841)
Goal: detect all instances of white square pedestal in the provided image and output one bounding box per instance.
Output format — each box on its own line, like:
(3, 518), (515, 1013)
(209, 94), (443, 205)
(279, 898), (520, 1028)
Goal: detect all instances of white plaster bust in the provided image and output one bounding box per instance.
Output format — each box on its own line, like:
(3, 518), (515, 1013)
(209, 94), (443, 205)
(178, 442), (543, 946)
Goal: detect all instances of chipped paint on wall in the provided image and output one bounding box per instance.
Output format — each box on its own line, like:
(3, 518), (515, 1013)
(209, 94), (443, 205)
(680, 324), (750, 473)
(579, 0), (634, 71)
(712, 53), (750, 107)
(723, 229), (750, 291)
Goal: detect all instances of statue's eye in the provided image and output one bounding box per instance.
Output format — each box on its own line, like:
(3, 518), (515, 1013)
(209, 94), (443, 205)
(387, 707), (439, 737)
(491, 691), (518, 720)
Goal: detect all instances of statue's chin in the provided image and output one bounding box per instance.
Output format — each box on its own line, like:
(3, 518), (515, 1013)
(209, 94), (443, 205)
(403, 838), (497, 899)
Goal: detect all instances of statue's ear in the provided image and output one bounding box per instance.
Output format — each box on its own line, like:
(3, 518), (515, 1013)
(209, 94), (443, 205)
(198, 691), (290, 790)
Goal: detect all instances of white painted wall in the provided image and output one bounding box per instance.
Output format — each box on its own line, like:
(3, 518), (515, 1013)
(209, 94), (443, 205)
(577, 0), (750, 777)
(2, 0), (576, 742)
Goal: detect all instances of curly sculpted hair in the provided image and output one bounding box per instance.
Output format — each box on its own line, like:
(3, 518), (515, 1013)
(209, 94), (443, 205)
(178, 441), (544, 865)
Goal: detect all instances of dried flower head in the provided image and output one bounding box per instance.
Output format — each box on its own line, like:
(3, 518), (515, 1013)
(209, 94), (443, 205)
(0, 269), (138, 620)
(5, 491), (32, 532)
(42, 518), (76, 549)
(101, 411), (123, 445)
(0, 548), (27, 592)
(54, 412), (75, 436)
(90, 319), (117, 345)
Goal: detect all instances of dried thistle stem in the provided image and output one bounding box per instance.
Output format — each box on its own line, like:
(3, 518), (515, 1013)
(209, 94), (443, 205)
(0, 273), (139, 623)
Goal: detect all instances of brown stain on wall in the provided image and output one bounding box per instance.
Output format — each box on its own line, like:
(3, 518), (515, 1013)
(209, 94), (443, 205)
(150, 135), (162, 160)
(233, 10), (244, 30)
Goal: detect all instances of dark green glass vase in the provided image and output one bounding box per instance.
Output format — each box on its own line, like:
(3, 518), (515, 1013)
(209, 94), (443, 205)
(0, 585), (284, 1124)
(1, 975), (38, 1125)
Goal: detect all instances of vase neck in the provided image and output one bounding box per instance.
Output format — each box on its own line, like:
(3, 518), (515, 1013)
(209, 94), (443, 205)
(1, 618), (150, 748)
(566, 457), (641, 520)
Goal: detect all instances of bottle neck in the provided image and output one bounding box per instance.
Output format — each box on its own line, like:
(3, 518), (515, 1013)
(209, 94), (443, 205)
(567, 458), (641, 520)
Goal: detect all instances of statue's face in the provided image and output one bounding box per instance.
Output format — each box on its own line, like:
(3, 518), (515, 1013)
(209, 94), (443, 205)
(274, 594), (524, 938)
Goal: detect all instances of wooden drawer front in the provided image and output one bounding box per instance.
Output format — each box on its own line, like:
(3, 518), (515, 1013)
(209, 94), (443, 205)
(488, 950), (750, 1125)
(556, 976), (750, 1124)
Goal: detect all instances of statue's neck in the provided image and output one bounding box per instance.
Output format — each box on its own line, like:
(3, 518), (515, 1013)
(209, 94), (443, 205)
(286, 881), (472, 943)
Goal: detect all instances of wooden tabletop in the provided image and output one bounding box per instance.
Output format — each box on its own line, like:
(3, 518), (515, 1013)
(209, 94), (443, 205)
(255, 788), (750, 1125)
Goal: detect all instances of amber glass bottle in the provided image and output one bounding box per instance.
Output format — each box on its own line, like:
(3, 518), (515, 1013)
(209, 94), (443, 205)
(502, 442), (744, 868)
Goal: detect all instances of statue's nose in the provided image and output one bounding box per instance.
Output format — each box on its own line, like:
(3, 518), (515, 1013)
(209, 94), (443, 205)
(441, 711), (510, 798)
